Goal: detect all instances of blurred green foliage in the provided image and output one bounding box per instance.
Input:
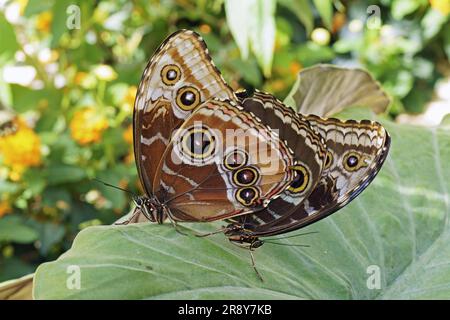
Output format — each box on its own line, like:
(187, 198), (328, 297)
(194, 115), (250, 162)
(0, 0), (448, 282)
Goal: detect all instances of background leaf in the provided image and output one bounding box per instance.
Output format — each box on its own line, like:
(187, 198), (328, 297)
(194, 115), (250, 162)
(0, 216), (39, 244)
(284, 65), (391, 115)
(0, 14), (19, 60)
(312, 0), (333, 30)
(225, 0), (276, 77)
(278, 0), (314, 34)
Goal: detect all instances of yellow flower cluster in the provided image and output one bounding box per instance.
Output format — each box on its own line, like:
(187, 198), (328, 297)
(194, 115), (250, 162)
(36, 11), (52, 33)
(70, 107), (109, 145)
(0, 119), (42, 181)
(430, 0), (450, 15)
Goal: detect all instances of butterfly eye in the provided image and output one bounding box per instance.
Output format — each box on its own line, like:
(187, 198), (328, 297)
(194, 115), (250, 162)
(324, 151), (333, 169)
(288, 164), (310, 194)
(161, 64), (181, 86)
(224, 149), (248, 170)
(343, 151), (368, 171)
(236, 187), (259, 207)
(233, 166), (259, 187)
(176, 86), (201, 111)
(181, 126), (215, 160)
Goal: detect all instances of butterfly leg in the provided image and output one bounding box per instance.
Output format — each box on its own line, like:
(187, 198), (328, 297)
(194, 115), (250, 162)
(193, 227), (227, 238)
(249, 248), (264, 282)
(164, 208), (190, 236)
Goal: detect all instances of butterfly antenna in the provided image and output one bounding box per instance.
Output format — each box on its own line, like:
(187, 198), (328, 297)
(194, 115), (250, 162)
(264, 231), (319, 241)
(263, 241), (311, 247)
(94, 178), (137, 197)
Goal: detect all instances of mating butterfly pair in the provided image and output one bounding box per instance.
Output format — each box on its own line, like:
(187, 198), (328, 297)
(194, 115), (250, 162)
(120, 30), (390, 255)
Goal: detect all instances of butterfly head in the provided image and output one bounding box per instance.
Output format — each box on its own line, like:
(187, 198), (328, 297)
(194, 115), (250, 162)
(224, 223), (264, 250)
(132, 196), (165, 224)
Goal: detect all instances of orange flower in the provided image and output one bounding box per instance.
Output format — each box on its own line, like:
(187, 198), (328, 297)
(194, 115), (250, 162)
(123, 124), (133, 144)
(0, 199), (12, 218)
(332, 12), (347, 33)
(36, 11), (52, 33)
(430, 0), (450, 15)
(289, 61), (302, 76)
(199, 24), (211, 34)
(74, 72), (88, 85)
(0, 119), (41, 181)
(70, 107), (109, 145)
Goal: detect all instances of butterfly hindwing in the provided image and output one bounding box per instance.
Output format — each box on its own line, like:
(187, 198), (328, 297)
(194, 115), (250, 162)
(233, 114), (390, 237)
(152, 99), (297, 222)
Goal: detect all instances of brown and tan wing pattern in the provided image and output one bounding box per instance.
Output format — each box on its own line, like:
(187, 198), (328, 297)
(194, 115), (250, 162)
(134, 30), (236, 195)
(152, 99), (297, 222)
(233, 115), (390, 237)
(227, 91), (328, 226)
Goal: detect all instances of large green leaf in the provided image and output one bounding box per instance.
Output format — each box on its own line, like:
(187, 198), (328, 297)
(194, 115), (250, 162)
(33, 68), (450, 300)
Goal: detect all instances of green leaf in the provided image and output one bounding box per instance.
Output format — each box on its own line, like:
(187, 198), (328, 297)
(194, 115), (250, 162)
(284, 64), (391, 114)
(47, 165), (87, 185)
(24, 0), (54, 16)
(278, 0), (314, 34)
(0, 273), (34, 300)
(0, 13), (19, 60)
(391, 0), (423, 20)
(50, 0), (73, 48)
(33, 83), (450, 299)
(312, 0), (333, 30)
(421, 9), (448, 40)
(296, 42), (336, 66)
(0, 216), (39, 244)
(32, 67), (449, 299)
(225, 0), (276, 77)
(27, 221), (66, 256)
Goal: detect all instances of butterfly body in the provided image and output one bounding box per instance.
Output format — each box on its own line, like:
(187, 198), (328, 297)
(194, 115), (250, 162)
(127, 29), (391, 254)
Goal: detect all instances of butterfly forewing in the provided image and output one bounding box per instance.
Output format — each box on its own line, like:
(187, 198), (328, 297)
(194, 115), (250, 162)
(133, 30), (236, 195)
(152, 99), (297, 222)
(231, 115), (391, 237)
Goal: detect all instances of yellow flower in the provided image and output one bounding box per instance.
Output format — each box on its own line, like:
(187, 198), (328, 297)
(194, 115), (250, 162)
(74, 72), (88, 85)
(124, 153), (133, 164)
(74, 71), (97, 89)
(121, 86), (137, 113)
(36, 11), (52, 33)
(123, 124), (133, 144)
(430, 0), (450, 15)
(0, 199), (12, 218)
(70, 107), (109, 145)
(0, 119), (41, 181)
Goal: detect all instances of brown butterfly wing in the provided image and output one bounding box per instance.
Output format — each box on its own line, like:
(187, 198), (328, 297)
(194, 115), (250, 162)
(233, 115), (391, 237)
(134, 30), (235, 195)
(152, 99), (297, 222)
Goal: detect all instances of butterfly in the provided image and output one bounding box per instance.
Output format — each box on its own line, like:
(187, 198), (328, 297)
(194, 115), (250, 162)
(120, 30), (390, 258)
